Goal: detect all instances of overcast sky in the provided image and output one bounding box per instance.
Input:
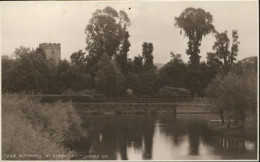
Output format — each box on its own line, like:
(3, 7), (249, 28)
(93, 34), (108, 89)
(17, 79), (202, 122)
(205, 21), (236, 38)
(1, 1), (258, 63)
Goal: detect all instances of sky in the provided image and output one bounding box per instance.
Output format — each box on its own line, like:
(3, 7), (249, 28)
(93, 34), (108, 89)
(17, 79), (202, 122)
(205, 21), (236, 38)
(1, 1), (258, 63)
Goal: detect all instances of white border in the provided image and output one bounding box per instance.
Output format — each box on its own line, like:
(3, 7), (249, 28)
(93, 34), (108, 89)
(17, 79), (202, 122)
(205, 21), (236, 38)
(0, 0), (259, 162)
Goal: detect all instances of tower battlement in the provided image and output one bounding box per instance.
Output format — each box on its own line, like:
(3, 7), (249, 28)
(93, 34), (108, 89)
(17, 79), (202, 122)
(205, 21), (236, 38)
(39, 43), (61, 66)
(39, 43), (61, 50)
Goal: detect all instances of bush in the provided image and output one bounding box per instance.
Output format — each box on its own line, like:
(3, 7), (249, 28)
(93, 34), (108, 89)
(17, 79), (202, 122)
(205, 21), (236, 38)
(159, 86), (191, 97)
(2, 94), (84, 160)
(206, 71), (257, 123)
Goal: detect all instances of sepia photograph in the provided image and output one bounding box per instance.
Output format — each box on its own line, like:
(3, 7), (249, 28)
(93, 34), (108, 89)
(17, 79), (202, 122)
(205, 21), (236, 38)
(1, 0), (259, 161)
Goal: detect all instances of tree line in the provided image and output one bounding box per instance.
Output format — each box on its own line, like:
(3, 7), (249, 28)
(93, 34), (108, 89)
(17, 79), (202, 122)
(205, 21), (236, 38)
(1, 6), (253, 97)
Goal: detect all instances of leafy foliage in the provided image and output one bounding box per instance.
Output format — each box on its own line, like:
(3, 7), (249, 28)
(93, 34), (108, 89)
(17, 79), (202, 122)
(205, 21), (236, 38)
(142, 42), (154, 71)
(2, 94), (84, 160)
(175, 7), (215, 69)
(209, 30), (240, 73)
(159, 52), (187, 88)
(95, 53), (124, 95)
(207, 57), (257, 123)
(85, 6), (131, 74)
(2, 47), (53, 93)
(230, 30), (239, 64)
(212, 31), (230, 72)
(132, 55), (144, 73)
(206, 52), (223, 76)
(1, 6), (249, 99)
(70, 50), (87, 67)
(140, 71), (160, 95)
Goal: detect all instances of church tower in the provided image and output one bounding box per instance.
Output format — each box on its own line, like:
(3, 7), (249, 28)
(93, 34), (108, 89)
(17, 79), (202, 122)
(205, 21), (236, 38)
(39, 43), (61, 66)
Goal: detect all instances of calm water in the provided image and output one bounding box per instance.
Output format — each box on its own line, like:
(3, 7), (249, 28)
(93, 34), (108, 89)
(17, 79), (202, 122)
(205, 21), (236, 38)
(75, 114), (257, 160)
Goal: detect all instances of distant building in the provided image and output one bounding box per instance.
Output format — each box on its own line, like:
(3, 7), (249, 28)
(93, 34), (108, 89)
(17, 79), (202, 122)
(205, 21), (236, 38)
(39, 43), (61, 66)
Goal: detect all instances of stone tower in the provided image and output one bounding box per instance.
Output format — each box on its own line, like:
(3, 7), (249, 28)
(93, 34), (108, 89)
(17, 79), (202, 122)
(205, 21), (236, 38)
(39, 43), (61, 66)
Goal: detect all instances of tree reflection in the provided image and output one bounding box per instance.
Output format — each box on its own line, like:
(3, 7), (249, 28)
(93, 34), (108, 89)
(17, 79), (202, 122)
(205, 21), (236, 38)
(75, 114), (256, 160)
(187, 122), (200, 155)
(79, 115), (155, 160)
(142, 117), (154, 159)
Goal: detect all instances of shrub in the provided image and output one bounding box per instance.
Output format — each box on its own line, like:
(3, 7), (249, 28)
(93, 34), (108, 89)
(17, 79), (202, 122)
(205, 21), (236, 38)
(206, 71), (257, 124)
(2, 94), (84, 160)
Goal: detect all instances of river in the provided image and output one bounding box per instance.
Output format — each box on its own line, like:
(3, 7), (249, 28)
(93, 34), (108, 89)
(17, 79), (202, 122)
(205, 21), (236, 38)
(74, 114), (257, 160)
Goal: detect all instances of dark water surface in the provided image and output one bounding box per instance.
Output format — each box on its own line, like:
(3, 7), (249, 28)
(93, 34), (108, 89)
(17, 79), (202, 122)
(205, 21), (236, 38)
(76, 114), (257, 160)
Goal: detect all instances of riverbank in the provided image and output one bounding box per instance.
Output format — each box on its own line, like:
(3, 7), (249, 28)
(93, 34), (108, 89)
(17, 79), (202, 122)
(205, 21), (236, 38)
(208, 116), (257, 139)
(2, 94), (256, 160)
(2, 94), (84, 160)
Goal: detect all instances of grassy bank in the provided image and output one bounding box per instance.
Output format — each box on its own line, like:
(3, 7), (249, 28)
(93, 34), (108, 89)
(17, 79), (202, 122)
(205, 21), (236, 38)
(208, 113), (257, 139)
(2, 94), (84, 160)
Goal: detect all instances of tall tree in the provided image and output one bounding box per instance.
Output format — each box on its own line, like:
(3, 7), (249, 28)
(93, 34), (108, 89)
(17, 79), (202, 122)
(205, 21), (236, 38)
(211, 30), (239, 73)
(132, 55), (143, 73)
(212, 31), (230, 73)
(85, 6), (131, 72)
(70, 50), (87, 67)
(115, 31), (129, 74)
(142, 42), (154, 71)
(116, 11), (131, 74)
(206, 52), (223, 78)
(170, 51), (183, 63)
(207, 64), (257, 125)
(159, 52), (187, 88)
(95, 53), (122, 95)
(229, 30), (239, 64)
(2, 55), (16, 92)
(7, 46), (52, 93)
(175, 8), (215, 69)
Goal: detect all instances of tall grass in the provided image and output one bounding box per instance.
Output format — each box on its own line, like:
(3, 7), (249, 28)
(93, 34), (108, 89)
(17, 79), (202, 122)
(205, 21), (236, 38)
(2, 94), (84, 160)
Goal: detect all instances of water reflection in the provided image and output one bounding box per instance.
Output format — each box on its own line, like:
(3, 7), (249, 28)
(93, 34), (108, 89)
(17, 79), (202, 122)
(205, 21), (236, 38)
(77, 114), (257, 160)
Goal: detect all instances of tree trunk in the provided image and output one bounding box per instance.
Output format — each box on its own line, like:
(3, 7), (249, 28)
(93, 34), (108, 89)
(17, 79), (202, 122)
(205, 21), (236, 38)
(221, 114), (225, 124)
(220, 109), (224, 124)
